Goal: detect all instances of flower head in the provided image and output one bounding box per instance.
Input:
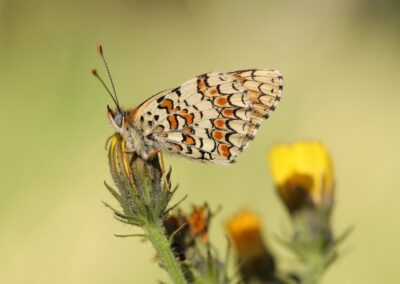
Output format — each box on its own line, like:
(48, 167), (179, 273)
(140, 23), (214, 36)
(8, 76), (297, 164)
(226, 209), (276, 282)
(106, 134), (174, 225)
(269, 141), (334, 213)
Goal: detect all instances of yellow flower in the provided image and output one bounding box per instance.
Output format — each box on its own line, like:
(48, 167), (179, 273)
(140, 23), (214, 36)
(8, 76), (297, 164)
(227, 209), (265, 259)
(226, 209), (276, 282)
(269, 141), (334, 213)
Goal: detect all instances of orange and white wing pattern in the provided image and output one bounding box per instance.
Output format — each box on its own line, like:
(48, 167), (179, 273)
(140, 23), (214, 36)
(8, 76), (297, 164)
(132, 69), (283, 164)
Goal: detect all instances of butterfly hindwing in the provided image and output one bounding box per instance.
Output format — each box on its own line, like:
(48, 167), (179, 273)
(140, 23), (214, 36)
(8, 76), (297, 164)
(132, 69), (283, 164)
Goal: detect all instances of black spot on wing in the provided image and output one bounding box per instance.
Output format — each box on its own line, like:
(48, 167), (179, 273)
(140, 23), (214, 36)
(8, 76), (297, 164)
(216, 84), (230, 96)
(225, 119), (235, 132)
(204, 75), (211, 87)
(225, 132), (235, 145)
(156, 95), (165, 104)
(199, 138), (204, 148)
(172, 87), (182, 97)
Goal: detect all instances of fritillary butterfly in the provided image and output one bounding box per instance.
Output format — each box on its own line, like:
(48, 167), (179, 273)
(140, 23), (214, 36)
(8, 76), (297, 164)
(94, 46), (283, 164)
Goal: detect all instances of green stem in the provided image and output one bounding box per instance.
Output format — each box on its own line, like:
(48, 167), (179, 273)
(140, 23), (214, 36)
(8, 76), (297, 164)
(144, 222), (187, 284)
(300, 250), (326, 284)
(291, 210), (334, 284)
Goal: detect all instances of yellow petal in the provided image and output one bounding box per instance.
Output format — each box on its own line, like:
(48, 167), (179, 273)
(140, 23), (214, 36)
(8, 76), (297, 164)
(268, 141), (334, 211)
(226, 209), (267, 260)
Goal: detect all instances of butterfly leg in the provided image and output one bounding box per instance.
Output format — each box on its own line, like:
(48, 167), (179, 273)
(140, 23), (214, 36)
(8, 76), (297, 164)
(158, 151), (166, 175)
(147, 150), (171, 191)
(147, 150), (166, 174)
(104, 134), (115, 150)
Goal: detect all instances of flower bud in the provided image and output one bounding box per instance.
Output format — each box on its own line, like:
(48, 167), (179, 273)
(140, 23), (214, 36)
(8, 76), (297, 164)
(226, 209), (276, 283)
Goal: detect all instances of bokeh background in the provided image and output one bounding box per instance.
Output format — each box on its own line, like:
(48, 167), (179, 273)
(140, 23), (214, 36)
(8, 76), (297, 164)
(1, 0), (399, 283)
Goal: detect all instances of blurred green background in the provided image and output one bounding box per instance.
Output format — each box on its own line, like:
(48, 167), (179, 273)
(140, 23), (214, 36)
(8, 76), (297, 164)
(0, 0), (399, 283)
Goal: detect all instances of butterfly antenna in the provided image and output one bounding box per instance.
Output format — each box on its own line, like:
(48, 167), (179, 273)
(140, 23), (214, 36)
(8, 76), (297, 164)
(95, 45), (122, 113)
(92, 69), (122, 113)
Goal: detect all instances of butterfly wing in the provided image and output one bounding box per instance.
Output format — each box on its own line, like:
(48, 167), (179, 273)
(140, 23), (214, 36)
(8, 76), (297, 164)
(131, 69), (283, 164)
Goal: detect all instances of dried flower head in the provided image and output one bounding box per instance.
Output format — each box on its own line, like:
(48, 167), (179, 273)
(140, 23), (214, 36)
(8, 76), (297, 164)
(163, 210), (190, 261)
(164, 203), (212, 259)
(188, 204), (211, 244)
(165, 205), (224, 283)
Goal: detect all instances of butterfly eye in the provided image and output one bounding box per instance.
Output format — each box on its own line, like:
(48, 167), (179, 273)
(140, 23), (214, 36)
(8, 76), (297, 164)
(113, 112), (123, 128)
(107, 106), (124, 132)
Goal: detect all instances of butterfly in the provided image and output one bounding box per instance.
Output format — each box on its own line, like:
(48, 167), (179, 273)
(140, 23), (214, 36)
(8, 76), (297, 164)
(93, 46), (283, 164)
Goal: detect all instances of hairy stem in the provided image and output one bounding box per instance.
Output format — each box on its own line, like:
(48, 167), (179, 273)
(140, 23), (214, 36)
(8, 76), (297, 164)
(144, 221), (187, 284)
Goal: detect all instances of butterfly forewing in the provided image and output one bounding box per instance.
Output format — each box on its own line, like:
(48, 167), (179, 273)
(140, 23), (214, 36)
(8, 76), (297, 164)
(131, 69), (283, 164)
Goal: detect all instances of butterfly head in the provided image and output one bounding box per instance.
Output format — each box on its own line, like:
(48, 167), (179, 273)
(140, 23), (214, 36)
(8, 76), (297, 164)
(107, 105), (125, 133)
(107, 105), (145, 156)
